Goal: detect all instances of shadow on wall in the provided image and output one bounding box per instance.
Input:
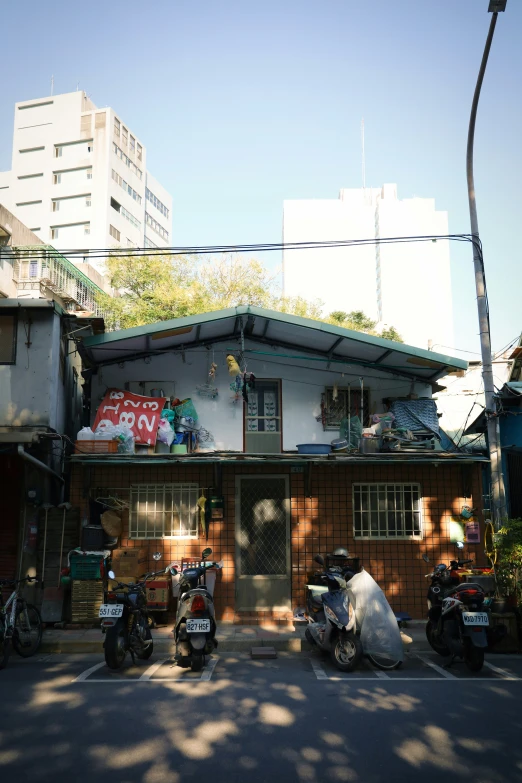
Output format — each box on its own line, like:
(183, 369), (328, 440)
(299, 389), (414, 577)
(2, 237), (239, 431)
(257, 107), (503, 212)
(0, 659), (521, 782)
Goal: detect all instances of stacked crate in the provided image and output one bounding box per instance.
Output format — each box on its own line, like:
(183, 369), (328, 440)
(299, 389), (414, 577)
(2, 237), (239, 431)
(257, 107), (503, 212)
(70, 553), (105, 623)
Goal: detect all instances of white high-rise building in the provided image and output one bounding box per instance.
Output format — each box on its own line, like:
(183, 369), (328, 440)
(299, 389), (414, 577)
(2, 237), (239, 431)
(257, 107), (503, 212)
(283, 185), (454, 349)
(0, 91), (172, 272)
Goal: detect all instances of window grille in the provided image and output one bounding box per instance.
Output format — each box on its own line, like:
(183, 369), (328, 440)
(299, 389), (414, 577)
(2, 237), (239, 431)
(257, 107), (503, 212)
(353, 483), (422, 539)
(321, 387), (369, 430)
(129, 484), (200, 539)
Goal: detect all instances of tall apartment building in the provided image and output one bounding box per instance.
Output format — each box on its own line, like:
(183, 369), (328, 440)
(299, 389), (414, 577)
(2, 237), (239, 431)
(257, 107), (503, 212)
(282, 185), (454, 350)
(0, 91), (172, 272)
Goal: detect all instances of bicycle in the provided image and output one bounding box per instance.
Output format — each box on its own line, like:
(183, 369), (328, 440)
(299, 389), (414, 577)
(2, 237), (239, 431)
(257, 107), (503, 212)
(0, 576), (42, 669)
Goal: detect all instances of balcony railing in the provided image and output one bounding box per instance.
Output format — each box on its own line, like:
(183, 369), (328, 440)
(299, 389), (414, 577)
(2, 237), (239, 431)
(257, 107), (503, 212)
(13, 245), (106, 317)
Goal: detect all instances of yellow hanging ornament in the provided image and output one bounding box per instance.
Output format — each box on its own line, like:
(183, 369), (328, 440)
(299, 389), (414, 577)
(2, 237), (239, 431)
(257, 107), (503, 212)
(226, 355), (240, 376)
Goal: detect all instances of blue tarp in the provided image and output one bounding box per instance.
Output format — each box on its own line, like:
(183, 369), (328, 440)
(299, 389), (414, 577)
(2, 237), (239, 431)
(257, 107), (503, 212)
(390, 399), (440, 439)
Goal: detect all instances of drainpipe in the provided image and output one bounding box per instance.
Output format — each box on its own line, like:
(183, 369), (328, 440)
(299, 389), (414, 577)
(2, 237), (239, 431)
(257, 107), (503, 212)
(17, 444), (65, 485)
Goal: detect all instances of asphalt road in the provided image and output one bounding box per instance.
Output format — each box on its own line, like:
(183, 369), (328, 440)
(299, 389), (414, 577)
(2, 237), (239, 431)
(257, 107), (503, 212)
(1, 651), (522, 783)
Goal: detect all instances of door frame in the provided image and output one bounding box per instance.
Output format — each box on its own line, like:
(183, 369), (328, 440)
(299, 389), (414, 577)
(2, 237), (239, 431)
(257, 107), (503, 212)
(242, 378), (283, 453)
(234, 474), (291, 611)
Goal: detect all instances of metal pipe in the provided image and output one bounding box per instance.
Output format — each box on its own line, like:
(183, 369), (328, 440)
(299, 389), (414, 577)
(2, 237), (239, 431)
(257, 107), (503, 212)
(17, 444), (65, 485)
(466, 9), (507, 526)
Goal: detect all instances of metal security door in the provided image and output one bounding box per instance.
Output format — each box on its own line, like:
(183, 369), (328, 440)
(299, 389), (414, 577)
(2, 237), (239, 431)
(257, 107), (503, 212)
(235, 476), (290, 611)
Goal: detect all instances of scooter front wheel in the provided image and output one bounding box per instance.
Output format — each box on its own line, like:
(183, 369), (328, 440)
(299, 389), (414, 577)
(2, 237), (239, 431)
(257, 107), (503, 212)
(330, 632), (363, 672)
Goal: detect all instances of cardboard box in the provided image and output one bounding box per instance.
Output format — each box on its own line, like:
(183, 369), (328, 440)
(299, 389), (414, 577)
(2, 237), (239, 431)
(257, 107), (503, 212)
(111, 548), (148, 577)
(146, 579), (170, 610)
(108, 575), (140, 591)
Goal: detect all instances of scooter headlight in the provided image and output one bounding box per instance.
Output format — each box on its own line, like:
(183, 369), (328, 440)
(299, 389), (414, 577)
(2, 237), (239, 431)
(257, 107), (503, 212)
(324, 605), (337, 622)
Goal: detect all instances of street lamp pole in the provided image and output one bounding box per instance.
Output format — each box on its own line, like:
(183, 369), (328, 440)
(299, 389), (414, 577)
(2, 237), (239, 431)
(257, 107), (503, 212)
(466, 1), (507, 527)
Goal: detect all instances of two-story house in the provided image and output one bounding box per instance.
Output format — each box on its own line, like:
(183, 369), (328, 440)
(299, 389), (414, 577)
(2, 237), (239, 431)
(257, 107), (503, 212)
(71, 306), (486, 622)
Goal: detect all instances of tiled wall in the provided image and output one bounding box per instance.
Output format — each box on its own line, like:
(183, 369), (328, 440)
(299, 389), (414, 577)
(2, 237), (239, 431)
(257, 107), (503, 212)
(70, 460), (483, 623)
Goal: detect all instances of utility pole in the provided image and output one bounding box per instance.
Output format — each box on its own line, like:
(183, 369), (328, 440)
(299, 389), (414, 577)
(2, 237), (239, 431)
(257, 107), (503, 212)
(466, 1), (507, 527)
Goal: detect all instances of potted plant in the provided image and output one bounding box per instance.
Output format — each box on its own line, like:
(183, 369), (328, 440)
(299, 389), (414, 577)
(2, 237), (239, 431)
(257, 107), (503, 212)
(494, 518), (522, 609)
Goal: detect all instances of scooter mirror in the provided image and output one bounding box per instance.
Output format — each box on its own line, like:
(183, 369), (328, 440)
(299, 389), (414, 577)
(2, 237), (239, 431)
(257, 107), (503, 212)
(152, 552), (162, 561)
(314, 554), (325, 566)
(455, 541), (465, 550)
(422, 554), (430, 564)
(202, 548), (212, 559)
(167, 566), (178, 576)
(108, 570), (116, 580)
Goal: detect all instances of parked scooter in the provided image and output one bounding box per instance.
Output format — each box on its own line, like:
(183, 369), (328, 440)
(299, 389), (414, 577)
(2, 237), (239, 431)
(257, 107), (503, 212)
(423, 541), (506, 672)
(305, 551), (363, 672)
(101, 553), (166, 670)
(167, 547), (222, 672)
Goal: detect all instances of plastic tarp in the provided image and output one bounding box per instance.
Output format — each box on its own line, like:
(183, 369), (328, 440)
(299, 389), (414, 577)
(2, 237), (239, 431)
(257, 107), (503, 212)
(390, 399), (440, 439)
(346, 569), (403, 663)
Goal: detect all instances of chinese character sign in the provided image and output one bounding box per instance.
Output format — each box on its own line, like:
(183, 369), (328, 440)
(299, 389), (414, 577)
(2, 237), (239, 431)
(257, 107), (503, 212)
(93, 389), (167, 446)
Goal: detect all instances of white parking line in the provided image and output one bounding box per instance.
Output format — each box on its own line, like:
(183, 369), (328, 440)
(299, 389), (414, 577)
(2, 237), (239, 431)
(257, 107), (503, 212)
(310, 660), (329, 680)
(138, 657), (170, 681)
(72, 661), (106, 682)
(200, 656), (219, 681)
(373, 670), (390, 679)
(484, 661), (521, 680)
(415, 654), (457, 679)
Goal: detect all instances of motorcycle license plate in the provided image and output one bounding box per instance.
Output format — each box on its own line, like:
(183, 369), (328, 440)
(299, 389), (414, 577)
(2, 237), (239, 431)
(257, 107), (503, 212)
(99, 604), (124, 618)
(462, 612), (489, 626)
(186, 619), (210, 633)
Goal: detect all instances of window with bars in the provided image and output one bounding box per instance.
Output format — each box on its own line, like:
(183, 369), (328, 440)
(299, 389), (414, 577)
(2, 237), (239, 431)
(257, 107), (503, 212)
(322, 387), (370, 430)
(353, 483), (422, 539)
(129, 484), (200, 539)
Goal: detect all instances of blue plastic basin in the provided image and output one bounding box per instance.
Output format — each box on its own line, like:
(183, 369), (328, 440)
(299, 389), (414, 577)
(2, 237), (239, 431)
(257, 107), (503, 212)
(296, 443), (331, 454)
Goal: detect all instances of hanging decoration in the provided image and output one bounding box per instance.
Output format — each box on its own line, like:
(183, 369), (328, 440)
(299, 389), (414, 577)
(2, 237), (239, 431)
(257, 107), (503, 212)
(226, 355), (240, 376)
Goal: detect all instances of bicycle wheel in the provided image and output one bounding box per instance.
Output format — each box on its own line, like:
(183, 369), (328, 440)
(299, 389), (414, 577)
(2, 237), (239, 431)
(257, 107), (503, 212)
(13, 603), (42, 658)
(367, 653), (402, 671)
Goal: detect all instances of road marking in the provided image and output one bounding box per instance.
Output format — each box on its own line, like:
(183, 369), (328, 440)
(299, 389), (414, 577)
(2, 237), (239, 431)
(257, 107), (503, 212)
(138, 657), (170, 681)
(310, 660), (329, 680)
(373, 670), (390, 679)
(72, 661), (106, 682)
(484, 661), (521, 680)
(71, 676), (522, 684)
(415, 654), (458, 679)
(200, 656), (219, 681)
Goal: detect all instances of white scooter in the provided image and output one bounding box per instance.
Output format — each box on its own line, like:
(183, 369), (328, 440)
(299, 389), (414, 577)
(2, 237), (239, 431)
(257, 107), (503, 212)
(167, 547), (221, 672)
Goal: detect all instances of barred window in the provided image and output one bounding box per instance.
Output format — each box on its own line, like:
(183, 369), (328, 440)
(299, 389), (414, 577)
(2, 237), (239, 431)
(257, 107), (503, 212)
(353, 483), (422, 539)
(322, 387), (369, 430)
(129, 484), (200, 539)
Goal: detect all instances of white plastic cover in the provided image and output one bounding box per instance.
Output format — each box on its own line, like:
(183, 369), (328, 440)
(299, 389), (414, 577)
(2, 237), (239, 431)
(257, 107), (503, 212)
(346, 569), (403, 663)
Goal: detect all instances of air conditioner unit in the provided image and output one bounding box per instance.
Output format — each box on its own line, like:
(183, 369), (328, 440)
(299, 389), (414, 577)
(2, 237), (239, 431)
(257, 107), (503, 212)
(245, 432), (281, 454)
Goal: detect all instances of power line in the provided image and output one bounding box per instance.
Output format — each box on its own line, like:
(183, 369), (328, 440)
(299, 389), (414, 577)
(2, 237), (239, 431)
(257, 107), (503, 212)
(7, 232), (484, 262)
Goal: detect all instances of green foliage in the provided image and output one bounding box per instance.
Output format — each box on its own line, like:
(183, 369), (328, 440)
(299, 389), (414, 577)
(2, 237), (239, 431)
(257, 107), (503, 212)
(326, 310), (403, 342)
(495, 518), (522, 604)
(97, 253), (402, 341)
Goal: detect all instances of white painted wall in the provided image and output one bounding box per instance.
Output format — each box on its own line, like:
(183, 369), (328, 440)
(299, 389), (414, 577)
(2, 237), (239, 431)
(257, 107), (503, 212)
(89, 340), (432, 451)
(283, 184), (454, 350)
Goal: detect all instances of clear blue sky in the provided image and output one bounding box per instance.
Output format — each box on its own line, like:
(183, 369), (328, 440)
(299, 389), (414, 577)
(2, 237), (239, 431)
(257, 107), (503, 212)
(1, 0), (520, 357)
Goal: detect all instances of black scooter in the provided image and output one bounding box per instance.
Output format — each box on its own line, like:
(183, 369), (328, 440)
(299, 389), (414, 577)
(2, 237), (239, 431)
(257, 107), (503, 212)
(101, 557), (166, 670)
(424, 542), (506, 672)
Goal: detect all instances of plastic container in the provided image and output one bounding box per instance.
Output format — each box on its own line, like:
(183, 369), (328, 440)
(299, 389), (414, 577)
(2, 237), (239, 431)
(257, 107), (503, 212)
(330, 438), (348, 452)
(155, 441), (170, 454)
(80, 525), (105, 551)
(171, 444), (187, 454)
(70, 552), (104, 580)
(296, 443), (331, 455)
(77, 427), (95, 440)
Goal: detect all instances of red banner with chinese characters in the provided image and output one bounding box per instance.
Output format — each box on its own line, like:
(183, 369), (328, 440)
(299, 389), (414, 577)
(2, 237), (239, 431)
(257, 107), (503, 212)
(93, 389), (167, 446)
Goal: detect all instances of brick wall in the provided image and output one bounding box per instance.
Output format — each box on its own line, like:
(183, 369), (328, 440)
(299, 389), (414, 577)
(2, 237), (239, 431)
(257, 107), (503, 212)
(70, 460), (484, 623)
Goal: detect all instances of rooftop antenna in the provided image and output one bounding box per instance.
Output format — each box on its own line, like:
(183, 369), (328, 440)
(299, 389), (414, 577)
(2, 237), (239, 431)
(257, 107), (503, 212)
(76, 82), (80, 91)
(361, 117), (366, 191)
(50, 75), (54, 96)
